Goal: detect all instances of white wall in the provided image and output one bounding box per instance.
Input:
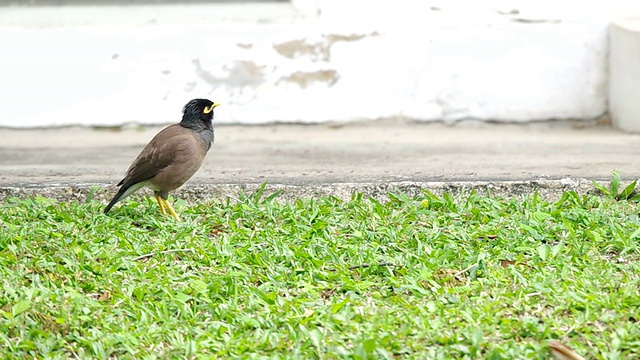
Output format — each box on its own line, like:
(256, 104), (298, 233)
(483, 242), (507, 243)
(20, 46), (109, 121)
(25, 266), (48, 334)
(0, 0), (638, 127)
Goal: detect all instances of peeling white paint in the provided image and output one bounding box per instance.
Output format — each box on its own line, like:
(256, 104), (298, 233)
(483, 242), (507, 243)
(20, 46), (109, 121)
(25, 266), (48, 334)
(0, 1), (636, 127)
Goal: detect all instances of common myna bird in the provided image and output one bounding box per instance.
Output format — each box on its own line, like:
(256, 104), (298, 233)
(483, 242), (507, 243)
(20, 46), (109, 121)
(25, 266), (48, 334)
(104, 98), (220, 220)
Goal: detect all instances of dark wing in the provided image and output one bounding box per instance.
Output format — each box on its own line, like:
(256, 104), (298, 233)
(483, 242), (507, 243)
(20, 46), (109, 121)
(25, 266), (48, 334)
(119, 124), (185, 188)
(104, 124), (192, 214)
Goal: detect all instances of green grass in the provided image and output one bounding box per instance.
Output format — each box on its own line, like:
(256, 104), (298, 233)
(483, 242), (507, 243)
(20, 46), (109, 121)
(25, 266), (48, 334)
(1, 189), (640, 359)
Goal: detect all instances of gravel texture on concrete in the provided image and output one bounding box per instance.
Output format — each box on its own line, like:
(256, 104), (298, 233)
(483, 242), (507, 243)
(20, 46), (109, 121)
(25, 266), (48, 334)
(0, 179), (600, 204)
(0, 120), (638, 203)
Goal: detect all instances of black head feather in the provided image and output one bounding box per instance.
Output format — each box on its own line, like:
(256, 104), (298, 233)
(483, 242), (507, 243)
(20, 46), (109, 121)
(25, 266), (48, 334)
(180, 99), (217, 130)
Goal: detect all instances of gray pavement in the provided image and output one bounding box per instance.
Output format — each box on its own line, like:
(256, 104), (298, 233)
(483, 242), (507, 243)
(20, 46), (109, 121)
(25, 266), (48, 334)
(1, 120), (639, 202)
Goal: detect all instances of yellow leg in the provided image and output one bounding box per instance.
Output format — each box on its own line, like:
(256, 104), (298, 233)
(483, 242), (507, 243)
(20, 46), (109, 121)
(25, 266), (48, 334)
(162, 198), (181, 221)
(154, 193), (167, 215)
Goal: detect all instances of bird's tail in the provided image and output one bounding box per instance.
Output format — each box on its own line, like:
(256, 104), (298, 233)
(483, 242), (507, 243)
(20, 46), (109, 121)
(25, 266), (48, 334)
(104, 181), (145, 214)
(104, 187), (127, 214)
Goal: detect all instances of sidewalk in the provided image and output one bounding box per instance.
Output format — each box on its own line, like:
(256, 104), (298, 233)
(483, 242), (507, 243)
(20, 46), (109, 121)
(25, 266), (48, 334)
(1, 120), (639, 201)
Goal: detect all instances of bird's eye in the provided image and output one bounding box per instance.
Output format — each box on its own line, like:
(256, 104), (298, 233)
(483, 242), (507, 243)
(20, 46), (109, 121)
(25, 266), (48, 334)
(203, 106), (213, 114)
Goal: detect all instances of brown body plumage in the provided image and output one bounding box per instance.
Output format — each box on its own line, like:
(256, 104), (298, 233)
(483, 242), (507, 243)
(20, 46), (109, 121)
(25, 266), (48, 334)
(104, 99), (219, 220)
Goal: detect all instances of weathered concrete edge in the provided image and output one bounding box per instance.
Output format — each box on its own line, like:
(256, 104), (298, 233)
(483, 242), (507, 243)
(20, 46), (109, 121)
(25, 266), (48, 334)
(0, 178), (601, 204)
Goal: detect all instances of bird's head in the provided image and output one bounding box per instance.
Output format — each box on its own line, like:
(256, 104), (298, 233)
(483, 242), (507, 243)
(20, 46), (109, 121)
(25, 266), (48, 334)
(181, 98), (220, 125)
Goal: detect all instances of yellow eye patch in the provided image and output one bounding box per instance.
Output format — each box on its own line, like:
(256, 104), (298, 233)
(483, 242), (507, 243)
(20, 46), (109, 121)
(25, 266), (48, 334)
(203, 103), (220, 114)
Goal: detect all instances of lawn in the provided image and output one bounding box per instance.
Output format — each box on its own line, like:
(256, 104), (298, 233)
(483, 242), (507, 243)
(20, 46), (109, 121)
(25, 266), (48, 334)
(0, 186), (639, 359)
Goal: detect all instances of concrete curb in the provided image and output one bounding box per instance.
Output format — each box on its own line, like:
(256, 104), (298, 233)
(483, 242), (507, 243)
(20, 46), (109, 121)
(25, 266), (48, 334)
(0, 178), (600, 205)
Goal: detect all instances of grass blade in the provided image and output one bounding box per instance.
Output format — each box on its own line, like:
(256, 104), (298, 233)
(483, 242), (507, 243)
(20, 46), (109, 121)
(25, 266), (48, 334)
(618, 180), (638, 200)
(610, 169), (621, 197)
(592, 180), (610, 196)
